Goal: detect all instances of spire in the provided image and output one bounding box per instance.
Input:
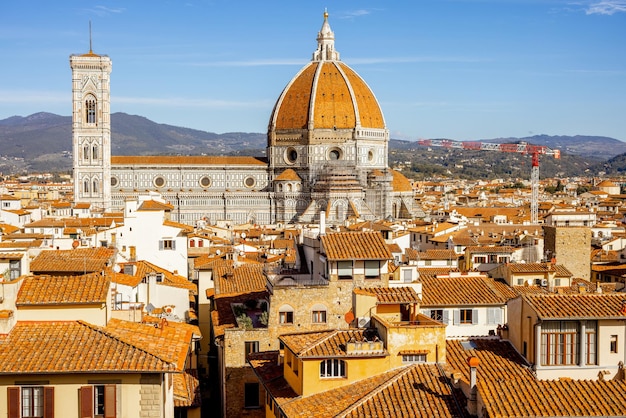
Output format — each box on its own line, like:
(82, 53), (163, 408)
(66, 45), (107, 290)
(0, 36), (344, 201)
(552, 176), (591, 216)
(89, 21), (93, 54)
(312, 9), (340, 61)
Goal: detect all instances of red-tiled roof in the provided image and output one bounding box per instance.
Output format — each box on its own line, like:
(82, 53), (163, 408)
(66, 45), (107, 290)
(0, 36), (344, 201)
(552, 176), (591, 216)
(247, 351), (298, 407)
(16, 273), (109, 306)
(321, 232), (392, 261)
(354, 286), (421, 304)
(524, 293), (626, 319)
(0, 321), (175, 374)
(279, 364), (465, 418)
(213, 264), (266, 296)
(507, 262), (572, 276)
(447, 338), (626, 417)
(105, 318), (192, 371)
(420, 276), (507, 306)
(138, 199), (174, 211)
(30, 247), (115, 274)
(275, 168), (302, 181)
(280, 329), (383, 358)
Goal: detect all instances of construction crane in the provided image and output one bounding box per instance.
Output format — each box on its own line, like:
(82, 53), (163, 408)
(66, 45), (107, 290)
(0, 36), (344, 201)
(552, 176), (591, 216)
(417, 139), (561, 224)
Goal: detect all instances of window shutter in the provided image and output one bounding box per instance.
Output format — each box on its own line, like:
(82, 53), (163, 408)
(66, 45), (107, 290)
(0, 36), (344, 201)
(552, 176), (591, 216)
(79, 386), (93, 418)
(172, 240), (176, 251)
(453, 310), (460, 325)
(487, 308), (495, 325)
(7, 387), (19, 418)
(442, 310), (450, 324)
(104, 385), (117, 418)
(159, 240), (164, 250)
(472, 309), (479, 325)
(44, 387), (55, 418)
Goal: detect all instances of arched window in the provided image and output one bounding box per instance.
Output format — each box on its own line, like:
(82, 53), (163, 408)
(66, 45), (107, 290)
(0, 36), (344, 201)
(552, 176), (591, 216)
(198, 240), (204, 247)
(189, 240), (195, 248)
(92, 145), (98, 160)
(319, 359), (346, 378)
(83, 180), (90, 194)
(83, 145), (90, 161)
(92, 179), (99, 194)
(85, 96), (97, 124)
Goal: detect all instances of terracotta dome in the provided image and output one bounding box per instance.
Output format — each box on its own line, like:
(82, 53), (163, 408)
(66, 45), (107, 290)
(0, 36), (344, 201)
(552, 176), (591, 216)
(268, 12), (386, 139)
(270, 60), (385, 131)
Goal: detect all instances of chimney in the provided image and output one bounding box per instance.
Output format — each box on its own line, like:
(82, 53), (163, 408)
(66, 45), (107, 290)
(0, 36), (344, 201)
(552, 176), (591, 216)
(319, 211), (326, 236)
(467, 356), (479, 415)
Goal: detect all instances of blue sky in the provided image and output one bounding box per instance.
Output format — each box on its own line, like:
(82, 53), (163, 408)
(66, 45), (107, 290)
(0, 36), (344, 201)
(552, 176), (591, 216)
(1, 1), (625, 142)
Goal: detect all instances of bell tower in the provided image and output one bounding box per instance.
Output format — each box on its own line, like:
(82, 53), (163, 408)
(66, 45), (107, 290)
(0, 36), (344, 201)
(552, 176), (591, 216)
(70, 32), (112, 212)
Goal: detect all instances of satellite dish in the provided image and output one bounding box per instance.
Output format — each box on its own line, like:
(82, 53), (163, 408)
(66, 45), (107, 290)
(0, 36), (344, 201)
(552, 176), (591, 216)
(72, 240), (79, 249)
(241, 232), (246, 239)
(216, 249), (221, 255)
(113, 264), (121, 273)
(344, 311), (355, 324)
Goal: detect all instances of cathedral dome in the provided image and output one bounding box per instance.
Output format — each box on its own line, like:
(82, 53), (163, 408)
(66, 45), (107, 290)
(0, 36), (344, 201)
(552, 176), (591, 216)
(268, 12), (386, 142)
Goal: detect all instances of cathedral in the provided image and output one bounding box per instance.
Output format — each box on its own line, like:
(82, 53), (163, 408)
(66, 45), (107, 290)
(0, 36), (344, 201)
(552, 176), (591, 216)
(71, 12), (419, 226)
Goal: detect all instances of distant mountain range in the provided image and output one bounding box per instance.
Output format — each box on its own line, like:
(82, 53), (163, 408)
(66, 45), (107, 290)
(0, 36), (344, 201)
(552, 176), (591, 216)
(1, 112), (625, 178)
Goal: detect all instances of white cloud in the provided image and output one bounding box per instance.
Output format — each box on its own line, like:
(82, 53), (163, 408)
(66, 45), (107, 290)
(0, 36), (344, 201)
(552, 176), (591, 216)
(81, 5), (125, 17)
(584, 0), (626, 15)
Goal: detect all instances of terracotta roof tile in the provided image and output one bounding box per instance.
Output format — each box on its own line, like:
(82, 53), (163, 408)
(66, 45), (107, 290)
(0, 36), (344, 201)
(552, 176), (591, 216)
(280, 329), (384, 358)
(247, 351), (298, 406)
(0, 321), (175, 374)
(321, 232), (392, 261)
(448, 337), (626, 417)
(105, 318), (192, 371)
(421, 276), (507, 306)
(524, 293), (626, 319)
(507, 262), (572, 276)
(280, 364), (466, 418)
(391, 170), (413, 192)
(30, 247), (115, 274)
(16, 273), (109, 306)
(114, 260), (197, 292)
(275, 168), (302, 181)
(138, 199), (174, 211)
(354, 286), (421, 304)
(173, 370), (201, 407)
(213, 264), (266, 296)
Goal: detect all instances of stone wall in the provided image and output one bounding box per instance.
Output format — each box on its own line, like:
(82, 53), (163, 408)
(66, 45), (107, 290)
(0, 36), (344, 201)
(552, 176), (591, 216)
(139, 374), (162, 418)
(543, 226), (591, 280)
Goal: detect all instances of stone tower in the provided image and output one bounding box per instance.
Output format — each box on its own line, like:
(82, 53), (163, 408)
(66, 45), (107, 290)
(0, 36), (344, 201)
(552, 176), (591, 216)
(543, 226), (591, 280)
(70, 43), (112, 212)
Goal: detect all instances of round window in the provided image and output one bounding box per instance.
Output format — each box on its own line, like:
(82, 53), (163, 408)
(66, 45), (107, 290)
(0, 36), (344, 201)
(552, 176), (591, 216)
(110, 176), (119, 187)
(244, 176), (256, 188)
(329, 149), (341, 160)
(154, 176), (166, 188)
(288, 149), (298, 163)
(199, 176), (211, 187)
